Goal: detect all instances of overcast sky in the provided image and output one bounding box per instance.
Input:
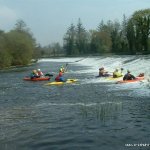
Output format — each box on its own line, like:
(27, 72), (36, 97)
(0, 0), (149, 46)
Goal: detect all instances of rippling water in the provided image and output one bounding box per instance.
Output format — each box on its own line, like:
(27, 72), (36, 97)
(0, 55), (150, 150)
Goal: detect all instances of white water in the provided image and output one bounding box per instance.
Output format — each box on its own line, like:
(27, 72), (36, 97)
(39, 56), (150, 76)
(36, 102), (122, 107)
(39, 55), (150, 97)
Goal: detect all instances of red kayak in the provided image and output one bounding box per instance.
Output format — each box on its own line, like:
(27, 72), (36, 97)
(117, 76), (144, 84)
(23, 77), (50, 81)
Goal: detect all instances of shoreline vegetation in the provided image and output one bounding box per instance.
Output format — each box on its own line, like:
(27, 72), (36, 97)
(0, 59), (38, 71)
(0, 8), (150, 69)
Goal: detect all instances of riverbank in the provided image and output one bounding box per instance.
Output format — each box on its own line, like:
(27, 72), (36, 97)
(0, 59), (38, 72)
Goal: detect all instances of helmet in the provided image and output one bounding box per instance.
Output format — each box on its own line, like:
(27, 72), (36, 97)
(37, 69), (41, 71)
(99, 67), (104, 70)
(127, 70), (130, 73)
(115, 68), (119, 71)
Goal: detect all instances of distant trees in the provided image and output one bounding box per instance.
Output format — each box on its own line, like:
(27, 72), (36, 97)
(63, 19), (89, 55)
(40, 42), (64, 57)
(63, 8), (150, 55)
(90, 20), (112, 53)
(63, 23), (76, 55)
(75, 18), (89, 54)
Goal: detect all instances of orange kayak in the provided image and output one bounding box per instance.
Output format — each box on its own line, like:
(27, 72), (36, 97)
(23, 77), (50, 81)
(117, 76), (144, 84)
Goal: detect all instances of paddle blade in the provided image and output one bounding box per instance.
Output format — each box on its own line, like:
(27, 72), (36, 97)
(45, 73), (53, 77)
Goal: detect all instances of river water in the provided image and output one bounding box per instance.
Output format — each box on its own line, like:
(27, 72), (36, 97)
(0, 55), (150, 150)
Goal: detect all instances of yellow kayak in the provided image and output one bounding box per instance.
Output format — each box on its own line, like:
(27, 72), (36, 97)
(45, 79), (78, 85)
(107, 76), (123, 81)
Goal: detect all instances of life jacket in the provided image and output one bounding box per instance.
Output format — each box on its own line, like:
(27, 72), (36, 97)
(113, 71), (122, 78)
(37, 71), (43, 76)
(55, 72), (63, 81)
(123, 73), (135, 80)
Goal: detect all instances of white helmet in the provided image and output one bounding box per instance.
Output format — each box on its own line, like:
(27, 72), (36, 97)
(37, 69), (41, 71)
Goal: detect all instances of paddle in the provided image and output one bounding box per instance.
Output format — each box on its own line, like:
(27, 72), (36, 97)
(64, 63), (68, 72)
(45, 73), (53, 77)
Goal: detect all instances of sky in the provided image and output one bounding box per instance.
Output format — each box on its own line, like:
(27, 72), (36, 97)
(0, 0), (149, 46)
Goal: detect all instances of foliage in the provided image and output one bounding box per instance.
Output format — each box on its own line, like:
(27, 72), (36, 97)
(0, 20), (36, 68)
(63, 23), (77, 55)
(63, 9), (150, 55)
(0, 30), (12, 68)
(63, 19), (88, 55)
(127, 9), (150, 53)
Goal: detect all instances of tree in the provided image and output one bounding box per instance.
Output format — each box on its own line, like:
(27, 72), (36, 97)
(0, 30), (12, 68)
(90, 20), (112, 53)
(120, 14), (129, 52)
(63, 23), (77, 55)
(5, 20), (36, 66)
(15, 19), (30, 33)
(126, 19), (136, 53)
(75, 18), (88, 54)
(127, 9), (150, 53)
(110, 20), (122, 53)
(6, 30), (34, 65)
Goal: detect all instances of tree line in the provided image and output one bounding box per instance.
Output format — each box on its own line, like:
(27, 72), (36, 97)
(0, 8), (150, 69)
(63, 9), (150, 55)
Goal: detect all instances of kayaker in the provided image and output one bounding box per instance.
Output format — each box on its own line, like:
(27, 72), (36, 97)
(123, 70), (136, 80)
(59, 66), (65, 73)
(55, 71), (66, 82)
(99, 67), (110, 77)
(30, 70), (40, 79)
(37, 69), (44, 77)
(113, 68), (123, 78)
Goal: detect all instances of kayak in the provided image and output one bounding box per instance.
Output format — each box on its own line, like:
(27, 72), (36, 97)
(117, 76), (144, 84)
(107, 75), (123, 81)
(23, 77), (50, 81)
(45, 79), (78, 85)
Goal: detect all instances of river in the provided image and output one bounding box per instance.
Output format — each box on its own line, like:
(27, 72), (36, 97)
(0, 55), (150, 150)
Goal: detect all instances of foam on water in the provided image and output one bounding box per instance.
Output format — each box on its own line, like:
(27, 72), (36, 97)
(38, 57), (85, 63)
(36, 102), (122, 108)
(39, 56), (150, 93)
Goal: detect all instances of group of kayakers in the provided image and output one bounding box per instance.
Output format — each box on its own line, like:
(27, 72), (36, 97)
(30, 65), (66, 82)
(29, 64), (144, 82)
(98, 67), (123, 78)
(98, 67), (144, 80)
